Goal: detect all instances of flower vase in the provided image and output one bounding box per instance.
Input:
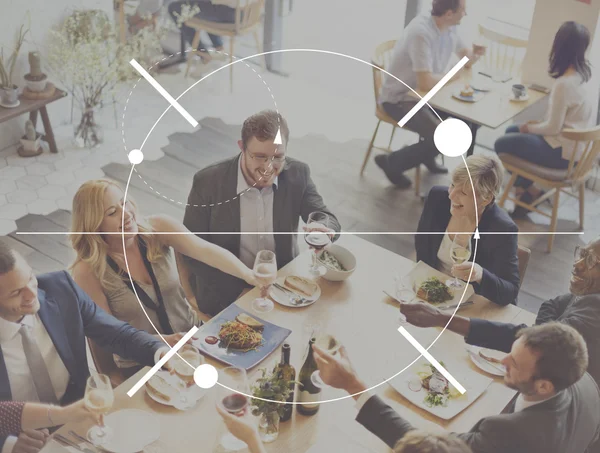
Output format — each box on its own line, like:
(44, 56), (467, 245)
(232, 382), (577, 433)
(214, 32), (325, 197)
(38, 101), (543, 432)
(74, 105), (104, 148)
(258, 412), (280, 443)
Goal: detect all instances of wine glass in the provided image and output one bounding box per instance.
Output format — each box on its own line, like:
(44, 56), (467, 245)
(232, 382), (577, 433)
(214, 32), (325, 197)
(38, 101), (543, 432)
(395, 275), (416, 324)
(447, 234), (472, 289)
(218, 367), (251, 451)
(171, 345), (203, 408)
(305, 211), (332, 278)
(85, 374), (114, 446)
(311, 333), (341, 388)
(251, 250), (277, 313)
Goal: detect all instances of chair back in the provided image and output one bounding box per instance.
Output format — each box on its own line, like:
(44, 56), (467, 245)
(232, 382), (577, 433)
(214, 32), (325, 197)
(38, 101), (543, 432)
(372, 40), (397, 106)
(234, 0), (264, 33)
(478, 24), (528, 76)
(562, 125), (600, 182)
(517, 244), (531, 290)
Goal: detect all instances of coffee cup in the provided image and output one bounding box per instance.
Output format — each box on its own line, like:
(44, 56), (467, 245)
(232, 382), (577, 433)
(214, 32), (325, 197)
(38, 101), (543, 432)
(512, 84), (527, 99)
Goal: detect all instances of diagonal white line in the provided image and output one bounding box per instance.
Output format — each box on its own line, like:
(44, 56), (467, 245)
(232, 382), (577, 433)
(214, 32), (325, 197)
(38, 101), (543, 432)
(127, 325), (199, 397)
(129, 59), (198, 128)
(398, 56), (470, 128)
(398, 327), (466, 394)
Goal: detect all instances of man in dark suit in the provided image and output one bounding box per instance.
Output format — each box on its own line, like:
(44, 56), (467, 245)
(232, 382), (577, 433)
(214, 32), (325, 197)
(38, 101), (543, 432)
(313, 323), (600, 453)
(0, 242), (166, 453)
(183, 110), (340, 316)
(401, 237), (600, 386)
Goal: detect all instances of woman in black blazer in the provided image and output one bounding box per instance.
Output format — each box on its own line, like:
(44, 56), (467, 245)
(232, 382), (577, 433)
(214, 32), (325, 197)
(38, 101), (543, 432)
(415, 155), (520, 306)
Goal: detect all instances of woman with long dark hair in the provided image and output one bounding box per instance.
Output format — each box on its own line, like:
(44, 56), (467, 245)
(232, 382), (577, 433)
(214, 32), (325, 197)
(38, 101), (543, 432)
(494, 21), (594, 216)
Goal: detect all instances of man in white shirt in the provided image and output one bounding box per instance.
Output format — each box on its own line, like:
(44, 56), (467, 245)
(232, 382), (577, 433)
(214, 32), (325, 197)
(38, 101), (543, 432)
(375, 0), (484, 188)
(0, 242), (168, 453)
(313, 323), (600, 453)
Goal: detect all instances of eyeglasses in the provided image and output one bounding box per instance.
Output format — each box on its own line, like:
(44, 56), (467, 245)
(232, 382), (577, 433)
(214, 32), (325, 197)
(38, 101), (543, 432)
(246, 150), (286, 165)
(574, 246), (600, 269)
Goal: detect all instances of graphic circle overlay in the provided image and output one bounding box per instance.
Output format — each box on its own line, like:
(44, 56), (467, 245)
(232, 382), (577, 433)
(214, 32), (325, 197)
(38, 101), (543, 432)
(195, 364), (219, 389)
(120, 49), (479, 405)
(434, 118), (473, 157)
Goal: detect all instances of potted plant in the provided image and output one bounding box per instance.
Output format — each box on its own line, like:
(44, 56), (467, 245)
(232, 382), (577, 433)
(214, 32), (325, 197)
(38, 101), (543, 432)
(251, 367), (297, 443)
(0, 22), (29, 107)
(19, 120), (42, 157)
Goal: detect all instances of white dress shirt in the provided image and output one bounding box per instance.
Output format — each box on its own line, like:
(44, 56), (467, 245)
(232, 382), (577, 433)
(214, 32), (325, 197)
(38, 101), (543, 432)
(0, 314), (70, 453)
(513, 393), (558, 412)
(237, 158), (277, 268)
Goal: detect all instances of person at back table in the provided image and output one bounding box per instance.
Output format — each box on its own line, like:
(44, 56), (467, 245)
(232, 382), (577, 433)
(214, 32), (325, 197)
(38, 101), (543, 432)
(494, 21), (594, 217)
(374, 0), (485, 189)
(70, 179), (258, 367)
(314, 323), (600, 453)
(416, 155), (520, 306)
(0, 241), (169, 453)
(183, 110), (341, 316)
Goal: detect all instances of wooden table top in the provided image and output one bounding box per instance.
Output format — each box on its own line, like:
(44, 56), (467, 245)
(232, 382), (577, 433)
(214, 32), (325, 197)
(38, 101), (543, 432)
(50, 235), (535, 453)
(0, 88), (67, 123)
(411, 67), (548, 130)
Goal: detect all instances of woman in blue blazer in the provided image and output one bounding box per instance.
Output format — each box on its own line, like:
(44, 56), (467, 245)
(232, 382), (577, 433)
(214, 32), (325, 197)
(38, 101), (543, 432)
(415, 155), (520, 306)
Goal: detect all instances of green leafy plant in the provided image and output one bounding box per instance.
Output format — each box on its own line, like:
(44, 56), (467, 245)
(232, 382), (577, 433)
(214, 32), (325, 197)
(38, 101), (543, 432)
(251, 366), (298, 418)
(0, 21), (30, 88)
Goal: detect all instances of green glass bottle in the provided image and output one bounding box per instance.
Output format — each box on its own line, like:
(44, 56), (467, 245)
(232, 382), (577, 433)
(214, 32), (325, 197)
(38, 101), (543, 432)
(296, 338), (321, 416)
(275, 343), (295, 422)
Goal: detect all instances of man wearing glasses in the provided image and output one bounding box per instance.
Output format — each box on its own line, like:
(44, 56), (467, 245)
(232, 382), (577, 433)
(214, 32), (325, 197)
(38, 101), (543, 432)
(398, 237), (600, 387)
(182, 110), (340, 316)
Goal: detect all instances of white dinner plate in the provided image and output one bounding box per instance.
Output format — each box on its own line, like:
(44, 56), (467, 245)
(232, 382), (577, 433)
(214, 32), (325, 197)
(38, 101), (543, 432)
(388, 361), (492, 420)
(269, 276), (321, 308)
(89, 409), (160, 453)
(466, 345), (506, 377)
(452, 90), (485, 103)
(145, 371), (207, 410)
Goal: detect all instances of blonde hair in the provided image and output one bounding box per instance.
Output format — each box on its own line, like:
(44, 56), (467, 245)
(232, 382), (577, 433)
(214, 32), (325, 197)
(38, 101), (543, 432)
(452, 155), (504, 203)
(70, 179), (166, 290)
(394, 431), (471, 453)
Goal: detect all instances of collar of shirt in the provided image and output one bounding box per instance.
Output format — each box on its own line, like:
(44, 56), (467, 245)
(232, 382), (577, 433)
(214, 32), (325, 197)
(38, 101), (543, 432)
(0, 314), (34, 343)
(236, 154), (278, 194)
(513, 392), (559, 412)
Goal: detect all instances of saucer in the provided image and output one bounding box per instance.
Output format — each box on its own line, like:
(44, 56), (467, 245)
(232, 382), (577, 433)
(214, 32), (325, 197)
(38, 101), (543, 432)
(509, 94), (529, 102)
(0, 99), (20, 108)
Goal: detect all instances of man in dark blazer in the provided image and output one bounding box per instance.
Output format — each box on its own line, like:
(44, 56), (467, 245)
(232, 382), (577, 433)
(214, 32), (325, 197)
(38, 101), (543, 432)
(183, 110), (340, 316)
(313, 323), (600, 453)
(0, 242), (166, 453)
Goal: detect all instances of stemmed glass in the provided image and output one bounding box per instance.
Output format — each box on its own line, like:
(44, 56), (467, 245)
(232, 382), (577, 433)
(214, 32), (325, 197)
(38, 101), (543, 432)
(85, 374), (114, 446)
(395, 275), (416, 324)
(311, 332), (342, 388)
(305, 211), (332, 278)
(217, 367), (251, 451)
(251, 250), (277, 313)
(171, 345), (203, 408)
(447, 234), (472, 289)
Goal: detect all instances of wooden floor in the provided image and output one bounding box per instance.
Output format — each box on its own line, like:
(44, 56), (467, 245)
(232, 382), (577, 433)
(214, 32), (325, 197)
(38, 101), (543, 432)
(5, 117), (599, 313)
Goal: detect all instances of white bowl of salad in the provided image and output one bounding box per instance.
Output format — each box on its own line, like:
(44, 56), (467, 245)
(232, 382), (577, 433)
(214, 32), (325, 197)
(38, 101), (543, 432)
(317, 244), (356, 282)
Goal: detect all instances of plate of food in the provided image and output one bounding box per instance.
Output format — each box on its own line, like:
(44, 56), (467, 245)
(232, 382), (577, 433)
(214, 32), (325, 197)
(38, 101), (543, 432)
(269, 275), (321, 308)
(192, 304), (291, 370)
(452, 84), (485, 102)
(145, 371), (207, 410)
(466, 345), (506, 377)
(405, 261), (475, 307)
(388, 361), (492, 420)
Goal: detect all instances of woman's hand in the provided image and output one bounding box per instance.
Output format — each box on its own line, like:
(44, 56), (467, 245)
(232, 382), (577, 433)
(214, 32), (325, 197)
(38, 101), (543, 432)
(216, 404), (261, 447)
(452, 262), (483, 284)
(518, 124), (529, 134)
(59, 400), (103, 426)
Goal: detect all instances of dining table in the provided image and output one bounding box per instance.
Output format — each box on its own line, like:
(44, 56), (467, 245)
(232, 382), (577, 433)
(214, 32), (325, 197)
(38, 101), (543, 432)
(45, 234), (536, 453)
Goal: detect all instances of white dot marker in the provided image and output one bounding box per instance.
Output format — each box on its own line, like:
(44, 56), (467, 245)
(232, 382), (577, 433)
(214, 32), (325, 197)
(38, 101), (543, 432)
(433, 118), (473, 157)
(128, 149), (144, 165)
(194, 364), (218, 389)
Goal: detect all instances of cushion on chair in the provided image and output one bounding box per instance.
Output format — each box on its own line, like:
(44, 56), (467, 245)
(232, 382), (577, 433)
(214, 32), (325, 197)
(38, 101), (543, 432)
(498, 153), (571, 182)
(185, 17), (238, 33)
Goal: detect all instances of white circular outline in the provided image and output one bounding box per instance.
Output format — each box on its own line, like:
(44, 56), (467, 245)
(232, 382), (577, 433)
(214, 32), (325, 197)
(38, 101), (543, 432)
(119, 49), (480, 405)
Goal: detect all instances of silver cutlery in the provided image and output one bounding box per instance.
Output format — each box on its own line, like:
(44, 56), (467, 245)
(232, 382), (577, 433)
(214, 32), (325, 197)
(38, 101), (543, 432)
(68, 431), (99, 452)
(469, 350), (506, 374)
(273, 283), (309, 305)
(54, 434), (95, 453)
(438, 300), (475, 311)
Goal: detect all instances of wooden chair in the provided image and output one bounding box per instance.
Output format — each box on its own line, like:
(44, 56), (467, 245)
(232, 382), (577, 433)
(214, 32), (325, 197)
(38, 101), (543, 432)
(517, 244), (531, 290)
(88, 339), (138, 388)
(498, 125), (600, 252)
(478, 24), (528, 78)
(184, 0), (265, 92)
(362, 40), (421, 195)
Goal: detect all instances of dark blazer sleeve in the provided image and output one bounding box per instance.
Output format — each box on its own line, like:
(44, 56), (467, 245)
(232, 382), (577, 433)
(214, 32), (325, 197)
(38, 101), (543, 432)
(66, 273), (163, 365)
(464, 318), (527, 353)
(355, 395), (415, 449)
(456, 414), (523, 453)
(298, 164), (341, 241)
(536, 294), (573, 324)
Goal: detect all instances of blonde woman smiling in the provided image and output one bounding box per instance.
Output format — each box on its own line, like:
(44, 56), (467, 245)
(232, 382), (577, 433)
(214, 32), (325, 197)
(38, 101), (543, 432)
(70, 179), (257, 366)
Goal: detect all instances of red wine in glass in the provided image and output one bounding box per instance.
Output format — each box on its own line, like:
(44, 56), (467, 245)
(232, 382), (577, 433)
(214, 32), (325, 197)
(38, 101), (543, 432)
(221, 393), (248, 414)
(305, 232), (330, 250)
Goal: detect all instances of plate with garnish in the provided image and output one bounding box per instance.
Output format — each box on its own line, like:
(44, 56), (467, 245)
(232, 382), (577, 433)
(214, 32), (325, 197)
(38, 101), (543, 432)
(403, 261), (475, 307)
(269, 275), (321, 308)
(452, 85), (485, 102)
(466, 345), (506, 376)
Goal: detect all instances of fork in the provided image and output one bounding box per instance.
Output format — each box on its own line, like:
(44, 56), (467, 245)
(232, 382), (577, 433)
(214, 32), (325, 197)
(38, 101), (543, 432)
(273, 283), (308, 305)
(438, 300), (475, 311)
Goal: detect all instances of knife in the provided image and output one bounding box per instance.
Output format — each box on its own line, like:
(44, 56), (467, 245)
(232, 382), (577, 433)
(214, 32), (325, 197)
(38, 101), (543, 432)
(68, 431), (99, 452)
(54, 434), (95, 453)
(469, 350), (505, 374)
(383, 291), (474, 310)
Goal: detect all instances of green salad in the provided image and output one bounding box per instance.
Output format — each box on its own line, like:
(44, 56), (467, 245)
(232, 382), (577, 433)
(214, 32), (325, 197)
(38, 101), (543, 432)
(318, 250), (346, 271)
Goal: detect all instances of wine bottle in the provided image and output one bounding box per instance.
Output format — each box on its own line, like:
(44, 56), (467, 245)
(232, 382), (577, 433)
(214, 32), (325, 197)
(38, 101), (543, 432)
(296, 338), (321, 416)
(275, 343), (295, 422)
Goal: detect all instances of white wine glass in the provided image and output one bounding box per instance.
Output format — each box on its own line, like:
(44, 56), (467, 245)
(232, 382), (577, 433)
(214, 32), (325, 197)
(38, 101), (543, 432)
(305, 211), (332, 278)
(251, 250), (277, 313)
(171, 345), (203, 408)
(85, 374), (114, 446)
(447, 234), (472, 289)
(311, 333), (341, 388)
(395, 275), (416, 324)
(217, 367), (250, 451)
